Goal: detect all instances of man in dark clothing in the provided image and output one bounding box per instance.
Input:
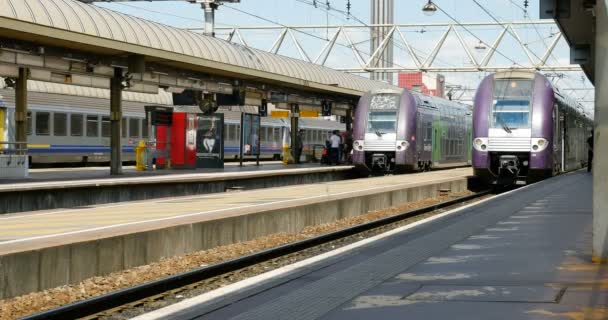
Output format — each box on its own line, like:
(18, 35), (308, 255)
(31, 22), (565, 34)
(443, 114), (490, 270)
(588, 131), (594, 172)
(294, 129), (304, 164)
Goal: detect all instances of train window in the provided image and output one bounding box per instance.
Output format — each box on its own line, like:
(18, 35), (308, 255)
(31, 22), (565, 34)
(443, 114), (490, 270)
(36, 112), (50, 136)
(260, 127), (268, 141)
(272, 127), (278, 142)
(224, 124), (229, 140)
(122, 118), (127, 138)
(27, 112), (32, 136)
(141, 119), (149, 138)
(226, 124), (233, 140)
(129, 118), (139, 138)
(54, 113), (67, 136)
(71, 114), (83, 136)
(101, 116), (111, 137)
(86, 115), (99, 137)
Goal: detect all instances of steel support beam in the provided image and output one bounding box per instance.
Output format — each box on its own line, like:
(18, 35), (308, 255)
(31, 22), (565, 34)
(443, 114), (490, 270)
(110, 67), (123, 175)
(15, 68), (28, 146)
(593, 0), (608, 263)
(291, 103), (300, 164)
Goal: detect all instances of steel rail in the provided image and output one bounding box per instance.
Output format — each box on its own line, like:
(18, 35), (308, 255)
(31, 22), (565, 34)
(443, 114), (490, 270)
(21, 189), (490, 320)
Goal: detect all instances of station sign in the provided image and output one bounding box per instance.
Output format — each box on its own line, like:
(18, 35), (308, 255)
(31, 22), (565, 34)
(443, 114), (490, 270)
(145, 105), (173, 126)
(321, 100), (332, 116)
(271, 110), (290, 118)
(300, 110), (319, 118)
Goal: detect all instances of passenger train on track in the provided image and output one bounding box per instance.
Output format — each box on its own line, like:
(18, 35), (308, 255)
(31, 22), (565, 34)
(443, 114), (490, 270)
(352, 88), (472, 175)
(0, 81), (343, 166)
(472, 71), (593, 185)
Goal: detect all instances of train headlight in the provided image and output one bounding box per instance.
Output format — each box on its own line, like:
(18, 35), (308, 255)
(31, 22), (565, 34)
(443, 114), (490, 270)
(395, 140), (409, 150)
(473, 137), (488, 152)
(354, 140), (364, 151)
(531, 138), (548, 152)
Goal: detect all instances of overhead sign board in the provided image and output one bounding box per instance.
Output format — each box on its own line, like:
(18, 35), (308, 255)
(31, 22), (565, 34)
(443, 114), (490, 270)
(271, 110), (290, 118)
(145, 105), (173, 126)
(299, 110), (319, 117)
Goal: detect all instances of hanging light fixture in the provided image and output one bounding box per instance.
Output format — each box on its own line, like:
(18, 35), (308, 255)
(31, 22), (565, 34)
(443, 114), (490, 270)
(474, 40), (487, 50)
(422, 0), (437, 16)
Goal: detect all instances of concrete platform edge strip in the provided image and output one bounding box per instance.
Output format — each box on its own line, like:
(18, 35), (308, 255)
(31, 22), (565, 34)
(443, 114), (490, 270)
(0, 167), (353, 214)
(0, 166), (354, 193)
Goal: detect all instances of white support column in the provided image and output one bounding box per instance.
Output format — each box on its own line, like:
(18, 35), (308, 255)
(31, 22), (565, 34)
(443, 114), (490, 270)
(593, 0), (608, 263)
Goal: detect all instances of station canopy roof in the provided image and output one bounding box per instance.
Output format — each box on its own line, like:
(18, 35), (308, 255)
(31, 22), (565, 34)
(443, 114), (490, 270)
(0, 79), (173, 104)
(0, 0), (397, 97)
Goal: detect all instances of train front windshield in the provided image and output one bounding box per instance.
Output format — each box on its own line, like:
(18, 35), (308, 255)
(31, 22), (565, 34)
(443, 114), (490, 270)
(491, 79), (533, 129)
(367, 94), (400, 134)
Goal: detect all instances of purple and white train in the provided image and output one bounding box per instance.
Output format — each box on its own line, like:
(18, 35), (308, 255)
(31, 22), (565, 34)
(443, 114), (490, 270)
(352, 88), (472, 175)
(472, 71), (593, 185)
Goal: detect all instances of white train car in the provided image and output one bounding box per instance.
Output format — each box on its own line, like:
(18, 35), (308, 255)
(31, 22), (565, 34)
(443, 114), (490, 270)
(0, 81), (344, 165)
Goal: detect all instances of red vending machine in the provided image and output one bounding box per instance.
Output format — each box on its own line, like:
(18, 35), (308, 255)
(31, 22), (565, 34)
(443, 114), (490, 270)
(155, 125), (169, 169)
(170, 112), (197, 169)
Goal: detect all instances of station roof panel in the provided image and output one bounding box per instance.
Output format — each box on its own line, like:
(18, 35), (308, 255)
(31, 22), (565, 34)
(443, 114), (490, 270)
(1, 79), (173, 104)
(0, 0), (397, 96)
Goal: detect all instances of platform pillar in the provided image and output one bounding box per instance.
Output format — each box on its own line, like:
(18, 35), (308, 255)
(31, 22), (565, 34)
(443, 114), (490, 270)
(110, 67), (123, 175)
(15, 68), (28, 147)
(345, 108), (353, 132)
(291, 103), (299, 164)
(593, 0), (608, 263)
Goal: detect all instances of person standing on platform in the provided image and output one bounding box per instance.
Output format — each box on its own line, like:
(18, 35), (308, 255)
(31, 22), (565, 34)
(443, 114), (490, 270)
(588, 131), (594, 172)
(294, 129), (304, 163)
(342, 130), (353, 163)
(330, 130), (341, 165)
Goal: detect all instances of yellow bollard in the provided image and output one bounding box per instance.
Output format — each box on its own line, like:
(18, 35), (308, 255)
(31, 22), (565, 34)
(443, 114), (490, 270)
(135, 140), (147, 171)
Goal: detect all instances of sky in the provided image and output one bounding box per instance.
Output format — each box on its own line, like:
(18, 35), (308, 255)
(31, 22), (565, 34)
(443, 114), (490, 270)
(94, 0), (594, 112)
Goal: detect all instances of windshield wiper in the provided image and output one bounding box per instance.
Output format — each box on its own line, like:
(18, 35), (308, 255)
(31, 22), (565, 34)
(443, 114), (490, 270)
(497, 117), (512, 134)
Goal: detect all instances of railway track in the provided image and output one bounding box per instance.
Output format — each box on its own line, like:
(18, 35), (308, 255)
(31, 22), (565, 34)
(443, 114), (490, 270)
(21, 190), (490, 320)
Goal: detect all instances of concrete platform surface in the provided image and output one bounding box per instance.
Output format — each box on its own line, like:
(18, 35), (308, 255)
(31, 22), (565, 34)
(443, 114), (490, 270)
(171, 171), (608, 320)
(0, 167), (471, 252)
(0, 162), (350, 192)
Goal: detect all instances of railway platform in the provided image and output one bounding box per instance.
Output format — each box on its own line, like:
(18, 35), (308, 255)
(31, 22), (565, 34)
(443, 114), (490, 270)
(0, 168), (472, 300)
(140, 171), (606, 320)
(0, 162), (353, 214)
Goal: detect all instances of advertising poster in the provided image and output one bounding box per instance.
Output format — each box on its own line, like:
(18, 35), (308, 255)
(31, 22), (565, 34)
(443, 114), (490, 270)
(241, 113), (261, 156)
(196, 113), (224, 168)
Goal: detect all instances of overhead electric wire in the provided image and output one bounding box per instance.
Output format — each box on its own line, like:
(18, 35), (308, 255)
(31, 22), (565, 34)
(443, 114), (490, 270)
(472, 0), (549, 65)
(434, 2), (526, 68)
(108, 2), (233, 27)
(290, 0), (468, 87)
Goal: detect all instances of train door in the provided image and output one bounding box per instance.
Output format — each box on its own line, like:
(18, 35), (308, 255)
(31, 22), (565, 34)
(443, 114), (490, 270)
(552, 105), (562, 173)
(0, 107), (5, 149)
(466, 115), (472, 164)
(432, 113), (441, 165)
